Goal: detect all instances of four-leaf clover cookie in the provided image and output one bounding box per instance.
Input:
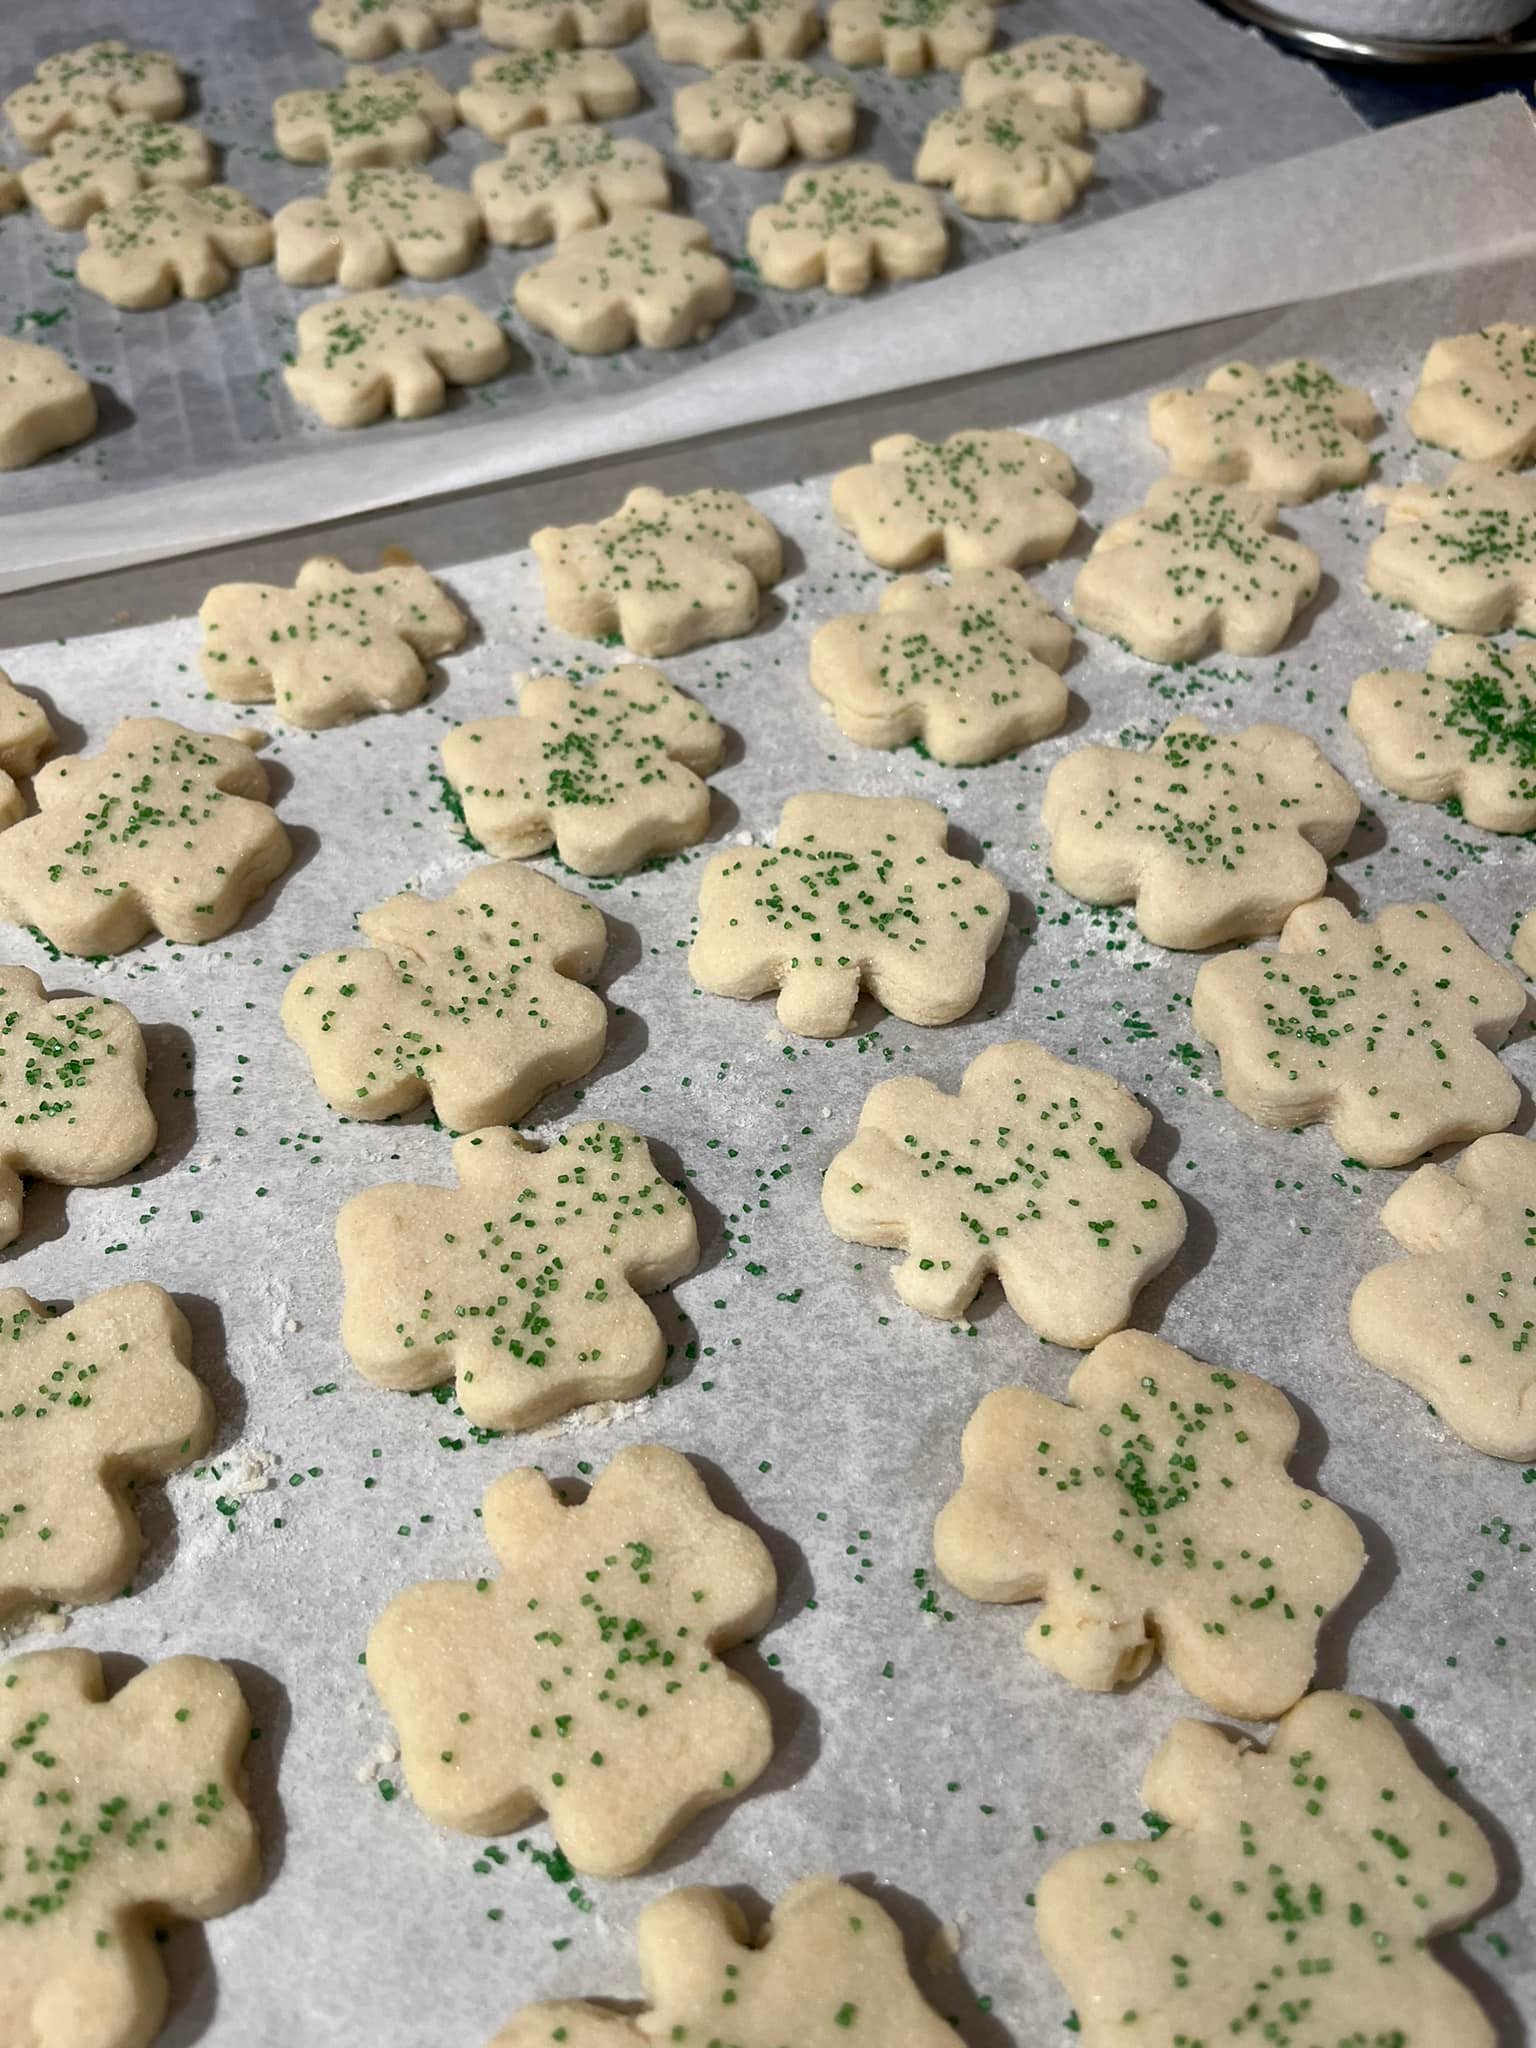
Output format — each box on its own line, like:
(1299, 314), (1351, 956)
(20, 116), (215, 230)
(831, 428), (1078, 570)
(0, 671), (54, 830)
(458, 50), (641, 140)
(650, 0), (823, 66)
(690, 791), (1009, 1035)
(1041, 718), (1361, 948)
(75, 185), (274, 310)
(273, 65), (459, 167)
(3, 42), (185, 153)
(915, 96), (1095, 224)
(674, 59), (857, 168)
(0, 336), (97, 472)
(1192, 900), (1525, 1167)
(827, 0), (994, 76)
(963, 33), (1150, 130)
(1367, 461), (1536, 631)
(515, 213), (734, 351)
(474, 124), (670, 244)
(311, 0), (479, 58)
(1410, 321), (1536, 466)
(1349, 633), (1536, 832)
(274, 166), (482, 287)
(1149, 357), (1379, 503)
(747, 161), (947, 294)
(285, 289), (511, 426)
(481, 0), (650, 47)
(935, 1331), (1365, 1716)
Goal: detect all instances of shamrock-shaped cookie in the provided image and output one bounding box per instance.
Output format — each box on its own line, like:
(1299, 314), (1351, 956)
(0, 671), (54, 829)
(532, 484), (783, 653)
(674, 60), (856, 167)
(1349, 634), (1536, 832)
(4, 42), (184, 153)
(691, 791), (1009, 1035)
(493, 1880), (955, 2046)
(481, 0), (649, 46)
(76, 185), (273, 310)
(274, 166), (482, 286)
(475, 125), (670, 244)
(458, 50), (640, 140)
(808, 565), (1070, 762)
(831, 428), (1078, 570)
(0, 719), (292, 956)
(516, 213), (733, 351)
(1038, 1693), (1498, 2048)
(338, 1122), (698, 1427)
(0, 1283), (210, 1617)
(440, 664), (724, 872)
(311, 0), (479, 57)
(1150, 358), (1379, 503)
(650, 0), (823, 65)
(369, 1446), (774, 1872)
(1367, 461), (1536, 631)
(20, 117), (215, 230)
(0, 337), (97, 472)
(915, 97), (1095, 224)
(963, 32), (1150, 129)
(827, 0), (993, 74)
(1042, 718), (1361, 949)
(1410, 322), (1536, 466)
(285, 289), (511, 426)
(747, 161), (946, 294)
(1192, 900), (1524, 1167)
(274, 65), (458, 167)
(1072, 480), (1321, 660)
(823, 1040), (1186, 1338)
(936, 1331), (1364, 1715)
(283, 861), (606, 1127)
(1, 1648), (259, 2048)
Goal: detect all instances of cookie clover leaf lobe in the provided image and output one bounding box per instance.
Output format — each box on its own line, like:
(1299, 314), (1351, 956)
(831, 428), (1078, 571)
(1149, 357), (1379, 503)
(0, 339), (97, 473)
(1410, 322), (1536, 466)
(1349, 633), (1536, 832)
(1367, 461), (1536, 632)
(0, 672), (54, 829)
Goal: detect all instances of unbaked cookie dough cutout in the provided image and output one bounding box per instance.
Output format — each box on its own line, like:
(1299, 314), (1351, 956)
(0, 1283), (210, 1618)
(273, 65), (458, 167)
(832, 428), (1078, 570)
(369, 1445), (774, 1873)
(285, 289), (511, 426)
(674, 59), (856, 167)
(21, 117), (215, 230)
(338, 1122), (697, 1428)
(1150, 357), (1378, 503)
(0, 336), (98, 472)
(0, 671), (54, 829)
(458, 49), (641, 139)
(1193, 900), (1524, 1167)
(274, 166), (482, 286)
(490, 1879), (956, 2046)
(1349, 634), (1536, 832)
(1411, 321), (1536, 466)
(1042, 718), (1360, 948)
(808, 566), (1070, 762)
(1367, 462), (1536, 631)
(651, 0), (823, 66)
(915, 96), (1095, 224)
(963, 33), (1150, 129)
(532, 485), (783, 653)
(827, 0), (993, 75)
(691, 791), (1009, 1035)
(283, 861), (606, 1127)
(1072, 479), (1320, 660)
(0, 720), (292, 957)
(516, 213), (733, 350)
(747, 161), (947, 293)
(0, 1648), (260, 2048)
(440, 664), (724, 872)
(1038, 1693), (1499, 2048)
(475, 125), (669, 243)
(311, 0), (480, 58)
(76, 185), (273, 310)
(824, 1039), (1186, 1339)
(482, 0), (649, 47)
(4, 42), (184, 153)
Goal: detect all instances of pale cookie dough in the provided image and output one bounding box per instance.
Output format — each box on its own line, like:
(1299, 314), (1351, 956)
(808, 565), (1070, 763)
(283, 861), (606, 1127)
(311, 0), (480, 58)
(1150, 357), (1379, 504)
(532, 485), (783, 653)
(458, 50), (641, 140)
(0, 671), (54, 830)
(285, 289), (511, 426)
(0, 1283), (210, 1617)
(963, 32), (1150, 129)
(915, 97), (1094, 224)
(273, 65), (458, 168)
(274, 166), (482, 286)
(690, 791), (1009, 1035)
(338, 1121), (698, 1428)
(20, 117), (215, 230)
(491, 1879), (956, 2047)
(1367, 461), (1536, 631)
(937, 1333), (1363, 1714)
(1072, 479), (1320, 660)
(76, 184), (272, 310)
(1192, 899), (1524, 1168)
(827, 0), (993, 74)
(481, 0), (649, 47)
(0, 1649), (259, 2048)
(1042, 718), (1361, 949)
(823, 1039), (1186, 1337)
(0, 968), (155, 1253)
(650, 0), (823, 66)
(369, 1446), (774, 1872)
(831, 428), (1078, 570)
(0, 334), (97, 472)
(0, 720), (292, 957)
(515, 212), (733, 351)
(675, 60), (855, 167)
(200, 550), (466, 727)
(1038, 1693), (1499, 2048)
(1410, 322), (1536, 466)
(441, 665), (724, 872)
(475, 125), (670, 244)
(747, 161), (946, 294)
(1517, 904), (1536, 981)
(1349, 634), (1536, 832)
(4, 43), (184, 153)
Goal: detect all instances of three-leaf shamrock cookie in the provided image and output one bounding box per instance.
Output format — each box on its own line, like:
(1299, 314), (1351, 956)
(440, 665), (724, 872)
(481, 0), (649, 46)
(1041, 718), (1360, 948)
(475, 125), (670, 244)
(283, 861), (606, 1127)
(0, 336), (97, 472)
(515, 213), (733, 351)
(4, 42), (184, 153)
(827, 0), (994, 75)
(0, 719), (292, 956)
(368, 1446), (774, 1872)
(1037, 1693), (1499, 2048)
(650, 0), (823, 65)
(273, 65), (458, 167)
(1192, 900), (1524, 1167)
(338, 1122), (698, 1427)
(1349, 634), (1536, 832)
(75, 185), (273, 309)
(285, 289), (511, 426)
(915, 97), (1095, 223)
(1367, 462), (1536, 631)
(0, 671), (54, 830)
(747, 161), (947, 293)
(1410, 321), (1536, 465)
(311, 0), (479, 58)
(674, 60), (856, 167)
(690, 791), (1009, 1035)
(20, 117), (215, 230)
(823, 1040), (1186, 1338)
(935, 1331), (1365, 1716)
(0, 1283), (210, 1617)
(832, 428), (1078, 570)
(532, 485), (783, 653)
(1150, 358), (1379, 503)
(274, 166), (482, 286)
(808, 566), (1070, 762)
(963, 33), (1150, 129)
(1072, 480), (1321, 660)
(457, 50), (640, 140)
